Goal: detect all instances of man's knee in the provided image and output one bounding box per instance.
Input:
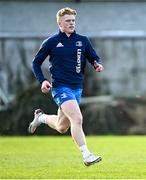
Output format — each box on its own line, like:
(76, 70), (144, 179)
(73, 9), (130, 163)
(57, 125), (69, 134)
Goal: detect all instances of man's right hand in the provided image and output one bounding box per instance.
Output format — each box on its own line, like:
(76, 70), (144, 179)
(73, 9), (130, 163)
(41, 80), (52, 93)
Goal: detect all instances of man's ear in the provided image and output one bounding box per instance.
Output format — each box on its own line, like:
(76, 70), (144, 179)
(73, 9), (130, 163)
(58, 21), (61, 27)
(57, 18), (62, 27)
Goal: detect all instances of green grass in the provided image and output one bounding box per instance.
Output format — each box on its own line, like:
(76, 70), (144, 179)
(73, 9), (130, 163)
(0, 136), (146, 179)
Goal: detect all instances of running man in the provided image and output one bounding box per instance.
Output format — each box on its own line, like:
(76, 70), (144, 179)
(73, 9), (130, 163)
(28, 7), (103, 166)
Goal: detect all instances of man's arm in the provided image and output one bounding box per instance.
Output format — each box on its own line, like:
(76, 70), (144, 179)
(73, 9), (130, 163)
(32, 39), (51, 84)
(84, 37), (103, 72)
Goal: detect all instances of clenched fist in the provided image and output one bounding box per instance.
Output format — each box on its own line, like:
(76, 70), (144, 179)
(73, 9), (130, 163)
(41, 80), (52, 93)
(94, 61), (104, 72)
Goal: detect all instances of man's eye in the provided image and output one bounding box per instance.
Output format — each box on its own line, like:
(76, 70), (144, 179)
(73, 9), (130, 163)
(66, 20), (75, 22)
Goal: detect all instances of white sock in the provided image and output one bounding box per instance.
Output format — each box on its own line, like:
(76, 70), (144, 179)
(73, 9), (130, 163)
(80, 145), (91, 158)
(38, 114), (47, 124)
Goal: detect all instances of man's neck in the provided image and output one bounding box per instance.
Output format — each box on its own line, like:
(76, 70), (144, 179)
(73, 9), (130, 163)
(66, 33), (71, 37)
(60, 30), (72, 37)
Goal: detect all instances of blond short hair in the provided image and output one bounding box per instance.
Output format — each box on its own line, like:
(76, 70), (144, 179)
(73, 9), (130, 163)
(56, 7), (77, 23)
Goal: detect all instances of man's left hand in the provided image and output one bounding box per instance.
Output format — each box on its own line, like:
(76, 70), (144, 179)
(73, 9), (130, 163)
(94, 61), (104, 72)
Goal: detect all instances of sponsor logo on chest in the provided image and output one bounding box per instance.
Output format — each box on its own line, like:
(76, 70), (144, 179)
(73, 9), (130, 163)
(76, 49), (82, 73)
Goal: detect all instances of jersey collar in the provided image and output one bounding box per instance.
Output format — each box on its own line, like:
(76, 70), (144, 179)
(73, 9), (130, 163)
(59, 30), (76, 38)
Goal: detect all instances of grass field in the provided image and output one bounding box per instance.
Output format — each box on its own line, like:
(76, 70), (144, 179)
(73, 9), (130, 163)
(0, 136), (146, 179)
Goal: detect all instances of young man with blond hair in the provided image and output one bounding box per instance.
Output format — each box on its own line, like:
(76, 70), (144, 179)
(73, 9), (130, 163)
(28, 7), (103, 166)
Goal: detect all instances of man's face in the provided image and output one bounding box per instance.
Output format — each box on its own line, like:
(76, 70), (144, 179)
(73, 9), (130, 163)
(58, 15), (76, 35)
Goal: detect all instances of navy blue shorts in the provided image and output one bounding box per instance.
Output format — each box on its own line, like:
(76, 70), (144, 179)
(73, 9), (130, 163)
(51, 86), (82, 106)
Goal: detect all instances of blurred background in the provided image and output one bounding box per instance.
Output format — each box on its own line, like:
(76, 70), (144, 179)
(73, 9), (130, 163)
(0, 0), (146, 135)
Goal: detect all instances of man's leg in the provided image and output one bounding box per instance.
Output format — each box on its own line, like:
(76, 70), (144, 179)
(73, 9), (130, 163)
(45, 108), (70, 133)
(60, 100), (102, 166)
(61, 100), (85, 146)
(28, 108), (70, 134)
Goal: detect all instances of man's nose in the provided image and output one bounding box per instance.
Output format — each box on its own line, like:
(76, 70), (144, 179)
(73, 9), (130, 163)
(71, 20), (74, 23)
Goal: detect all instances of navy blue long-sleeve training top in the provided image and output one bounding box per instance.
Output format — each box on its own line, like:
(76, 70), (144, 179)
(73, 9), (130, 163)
(32, 31), (101, 89)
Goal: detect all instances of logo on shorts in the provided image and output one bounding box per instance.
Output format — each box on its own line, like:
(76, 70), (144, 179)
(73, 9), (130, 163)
(60, 93), (67, 99)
